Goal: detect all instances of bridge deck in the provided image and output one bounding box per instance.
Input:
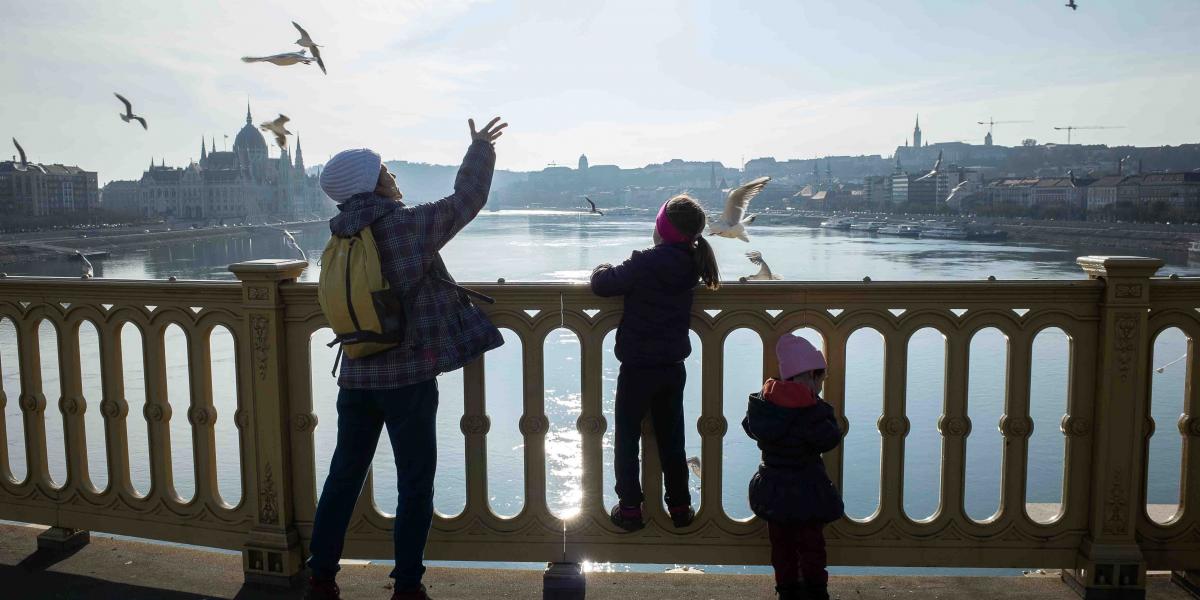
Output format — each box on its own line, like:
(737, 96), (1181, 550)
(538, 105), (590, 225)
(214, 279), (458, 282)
(1, 523), (1192, 600)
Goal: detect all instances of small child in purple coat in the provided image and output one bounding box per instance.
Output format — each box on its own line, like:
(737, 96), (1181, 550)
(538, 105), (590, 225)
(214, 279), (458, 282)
(743, 334), (845, 600)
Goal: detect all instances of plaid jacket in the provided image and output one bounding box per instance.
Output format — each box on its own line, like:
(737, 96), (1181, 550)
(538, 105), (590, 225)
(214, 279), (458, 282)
(328, 140), (504, 389)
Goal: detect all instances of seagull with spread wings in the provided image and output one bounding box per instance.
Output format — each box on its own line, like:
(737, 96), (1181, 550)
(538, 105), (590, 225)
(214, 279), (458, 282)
(914, 150), (943, 182)
(259, 114), (293, 149)
(709, 176), (769, 241)
(292, 21), (326, 75)
(241, 50), (314, 67)
(114, 93), (148, 130)
(584, 196), (603, 216)
(744, 251), (782, 281)
(11, 138), (28, 171)
(76, 251), (94, 279)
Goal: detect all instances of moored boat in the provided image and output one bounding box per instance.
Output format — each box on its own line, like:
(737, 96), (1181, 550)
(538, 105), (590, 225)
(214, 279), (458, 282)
(819, 216), (855, 230)
(920, 224), (970, 240)
(878, 223), (922, 238)
(849, 221), (886, 233)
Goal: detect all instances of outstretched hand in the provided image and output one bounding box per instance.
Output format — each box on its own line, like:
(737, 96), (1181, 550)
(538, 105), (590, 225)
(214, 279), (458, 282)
(469, 117), (508, 144)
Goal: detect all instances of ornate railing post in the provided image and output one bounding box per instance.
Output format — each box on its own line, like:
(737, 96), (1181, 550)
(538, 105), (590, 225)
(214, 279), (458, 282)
(1066, 256), (1163, 600)
(230, 259), (308, 587)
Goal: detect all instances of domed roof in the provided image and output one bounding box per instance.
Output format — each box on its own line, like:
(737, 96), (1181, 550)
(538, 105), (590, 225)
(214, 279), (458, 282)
(232, 104), (267, 155)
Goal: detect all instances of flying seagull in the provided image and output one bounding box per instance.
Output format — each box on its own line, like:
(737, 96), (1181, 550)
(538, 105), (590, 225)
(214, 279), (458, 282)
(292, 21), (326, 75)
(687, 456), (702, 479)
(1156, 353), (1186, 374)
(1066, 0), (1078, 10)
(76, 251), (94, 279)
(114, 93), (148, 130)
(744, 251), (782, 281)
(944, 180), (971, 205)
(914, 150), (943, 182)
(11, 138), (28, 171)
(272, 226), (308, 262)
(259, 114), (292, 149)
(241, 50), (314, 67)
(584, 196), (603, 216)
(709, 176), (769, 241)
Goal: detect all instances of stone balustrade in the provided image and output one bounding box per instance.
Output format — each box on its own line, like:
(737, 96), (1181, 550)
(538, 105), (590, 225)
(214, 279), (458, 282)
(1, 256), (1198, 599)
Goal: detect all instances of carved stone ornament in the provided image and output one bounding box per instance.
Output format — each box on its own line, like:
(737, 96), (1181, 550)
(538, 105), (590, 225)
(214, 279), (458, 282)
(235, 408), (249, 429)
(61, 395), (82, 416)
(518, 414), (549, 436)
(1114, 312), (1138, 382)
(1103, 467), (1128, 535)
(937, 415), (971, 437)
(1061, 414), (1091, 437)
(143, 402), (165, 422)
(999, 415), (1033, 438)
(259, 463), (279, 525)
(1143, 417), (1156, 439)
(294, 412), (319, 433)
(1114, 283), (1143, 299)
(18, 394), (39, 413)
(187, 406), (215, 426)
(697, 415), (727, 437)
(247, 286), (271, 301)
(1179, 415), (1200, 438)
(576, 414), (606, 435)
(251, 315), (269, 380)
(460, 414), (490, 435)
(100, 399), (122, 419)
(877, 415), (910, 437)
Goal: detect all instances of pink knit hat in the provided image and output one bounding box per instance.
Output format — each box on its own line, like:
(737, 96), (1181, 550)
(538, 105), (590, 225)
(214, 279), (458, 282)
(776, 334), (827, 381)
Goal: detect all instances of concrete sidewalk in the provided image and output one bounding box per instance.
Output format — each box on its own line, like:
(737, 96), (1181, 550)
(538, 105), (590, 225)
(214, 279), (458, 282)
(0, 523), (1192, 600)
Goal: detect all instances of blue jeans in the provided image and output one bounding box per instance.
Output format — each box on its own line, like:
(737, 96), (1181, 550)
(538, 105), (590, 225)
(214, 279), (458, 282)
(307, 379), (438, 589)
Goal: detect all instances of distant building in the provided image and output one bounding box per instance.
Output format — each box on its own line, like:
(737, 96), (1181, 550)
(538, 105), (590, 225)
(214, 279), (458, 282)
(1032, 176), (1092, 216)
(912, 115), (922, 149)
(578, 154), (588, 171)
(0, 160), (99, 221)
(100, 180), (141, 216)
(986, 178), (1039, 209)
(128, 104), (330, 221)
(890, 155), (910, 204)
(1139, 172), (1200, 211)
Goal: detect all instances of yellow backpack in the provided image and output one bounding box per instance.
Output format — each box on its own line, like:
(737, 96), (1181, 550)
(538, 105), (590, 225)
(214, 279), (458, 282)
(317, 227), (411, 360)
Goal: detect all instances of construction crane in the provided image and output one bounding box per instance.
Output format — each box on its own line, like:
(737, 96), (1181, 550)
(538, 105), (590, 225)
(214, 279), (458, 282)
(1053, 125), (1124, 144)
(977, 118), (1033, 135)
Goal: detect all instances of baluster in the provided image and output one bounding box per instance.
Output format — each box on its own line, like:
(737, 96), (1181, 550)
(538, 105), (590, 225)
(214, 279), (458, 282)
(57, 319), (91, 495)
(0, 336), (9, 486)
(1174, 336), (1200, 594)
(521, 330), (550, 517)
(1060, 323), (1098, 529)
(999, 330), (1032, 523)
(285, 320), (318, 524)
(187, 327), (218, 507)
(17, 317), (50, 491)
(97, 321), (133, 497)
(577, 329), (606, 521)
(822, 328), (848, 499)
(142, 323), (175, 502)
(877, 329), (909, 522)
(939, 331), (970, 523)
(698, 328), (726, 521)
(461, 357), (489, 517)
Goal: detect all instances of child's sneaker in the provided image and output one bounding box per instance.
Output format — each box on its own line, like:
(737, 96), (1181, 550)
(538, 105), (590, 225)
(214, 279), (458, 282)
(391, 583), (433, 599)
(804, 582), (829, 600)
(609, 503), (645, 532)
(668, 505), (695, 528)
(775, 583), (806, 599)
(304, 577), (342, 600)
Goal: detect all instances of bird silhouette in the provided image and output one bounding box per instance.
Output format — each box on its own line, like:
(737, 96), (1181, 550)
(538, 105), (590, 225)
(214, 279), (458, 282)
(944, 180), (971, 205)
(114, 93), (148, 130)
(584, 196), (603, 216)
(76, 251), (94, 279)
(1066, 0), (1078, 10)
(914, 150), (943, 182)
(259, 114), (293, 149)
(241, 50), (314, 67)
(744, 251), (782, 281)
(11, 138), (28, 171)
(292, 21), (326, 75)
(709, 176), (770, 241)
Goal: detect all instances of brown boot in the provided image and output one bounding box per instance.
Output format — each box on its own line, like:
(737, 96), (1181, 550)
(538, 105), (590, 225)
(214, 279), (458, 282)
(391, 583), (432, 599)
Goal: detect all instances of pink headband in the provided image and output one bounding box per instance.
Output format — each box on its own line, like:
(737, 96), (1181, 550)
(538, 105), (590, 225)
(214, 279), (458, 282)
(656, 201), (695, 244)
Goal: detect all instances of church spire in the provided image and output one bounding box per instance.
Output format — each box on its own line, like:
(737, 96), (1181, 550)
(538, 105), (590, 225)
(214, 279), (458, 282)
(913, 114), (922, 149)
(245, 101), (252, 125)
(294, 135), (305, 171)
(201, 138), (207, 161)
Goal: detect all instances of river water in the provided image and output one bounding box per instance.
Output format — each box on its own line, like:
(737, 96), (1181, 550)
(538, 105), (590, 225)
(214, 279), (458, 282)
(0, 210), (1194, 573)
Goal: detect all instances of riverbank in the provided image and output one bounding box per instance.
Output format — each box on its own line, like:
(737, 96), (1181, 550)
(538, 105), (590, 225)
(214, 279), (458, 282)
(0, 220), (327, 264)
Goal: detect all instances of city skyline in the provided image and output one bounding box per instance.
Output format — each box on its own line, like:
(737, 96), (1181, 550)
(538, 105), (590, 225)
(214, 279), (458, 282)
(2, 0), (1198, 184)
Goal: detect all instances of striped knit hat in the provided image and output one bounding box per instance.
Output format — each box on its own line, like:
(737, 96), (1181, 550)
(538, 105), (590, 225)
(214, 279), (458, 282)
(320, 148), (382, 202)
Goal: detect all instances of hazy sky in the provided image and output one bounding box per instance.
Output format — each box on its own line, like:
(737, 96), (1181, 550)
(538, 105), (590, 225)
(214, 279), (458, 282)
(2, 0), (1198, 184)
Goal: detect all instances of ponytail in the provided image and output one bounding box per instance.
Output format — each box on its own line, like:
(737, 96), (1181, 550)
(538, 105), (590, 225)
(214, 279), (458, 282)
(663, 194), (721, 290)
(693, 236), (721, 290)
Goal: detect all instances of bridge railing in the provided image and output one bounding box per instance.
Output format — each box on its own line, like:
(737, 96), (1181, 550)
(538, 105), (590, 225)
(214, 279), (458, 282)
(0, 256), (1197, 597)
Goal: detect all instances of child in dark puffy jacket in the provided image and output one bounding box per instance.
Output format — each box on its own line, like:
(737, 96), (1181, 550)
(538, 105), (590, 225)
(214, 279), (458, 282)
(743, 334), (844, 600)
(591, 195), (720, 532)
